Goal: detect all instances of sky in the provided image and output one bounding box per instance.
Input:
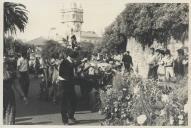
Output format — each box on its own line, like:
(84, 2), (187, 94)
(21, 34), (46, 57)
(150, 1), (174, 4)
(4, 0), (128, 41)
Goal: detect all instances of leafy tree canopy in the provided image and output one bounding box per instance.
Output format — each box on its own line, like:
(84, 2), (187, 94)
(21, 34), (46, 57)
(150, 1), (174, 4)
(41, 40), (67, 59)
(41, 40), (95, 60)
(101, 3), (188, 53)
(78, 42), (95, 59)
(4, 36), (32, 56)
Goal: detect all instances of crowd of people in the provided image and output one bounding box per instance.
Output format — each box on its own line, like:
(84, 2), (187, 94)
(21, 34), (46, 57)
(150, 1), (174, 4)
(3, 35), (124, 125)
(31, 43), (124, 125)
(148, 47), (188, 82)
(3, 34), (188, 125)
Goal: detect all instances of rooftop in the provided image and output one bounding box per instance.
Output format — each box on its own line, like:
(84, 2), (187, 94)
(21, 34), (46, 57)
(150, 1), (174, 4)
(81, 31), (101, 38)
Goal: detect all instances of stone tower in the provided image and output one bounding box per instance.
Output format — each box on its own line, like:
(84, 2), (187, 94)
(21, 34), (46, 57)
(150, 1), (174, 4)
(61, 1), (83, 42)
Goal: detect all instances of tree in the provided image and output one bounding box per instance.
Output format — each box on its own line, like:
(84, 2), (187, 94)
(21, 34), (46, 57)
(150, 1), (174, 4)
(4, 36), (31, 55)
(4, 2), (28, 35)
(78, 42), (95, 59)
(101, 20), (127, 54)
(41, 40), (95, 60)
(41, 40), (66, 59)
(100, 3), (189, 53)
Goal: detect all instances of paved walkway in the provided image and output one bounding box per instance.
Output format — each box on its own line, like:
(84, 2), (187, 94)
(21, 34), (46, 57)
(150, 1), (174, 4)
(15, 76), (104, 125)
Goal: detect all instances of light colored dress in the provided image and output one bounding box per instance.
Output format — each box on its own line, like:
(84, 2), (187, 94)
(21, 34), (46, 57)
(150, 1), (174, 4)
(157, 56), (166, 81)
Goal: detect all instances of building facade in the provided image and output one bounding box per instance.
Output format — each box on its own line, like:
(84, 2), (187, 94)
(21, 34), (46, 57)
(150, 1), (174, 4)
(80, 31), (102, 44)
(61, 2), (83, 42)
(60, 1), (101, 44)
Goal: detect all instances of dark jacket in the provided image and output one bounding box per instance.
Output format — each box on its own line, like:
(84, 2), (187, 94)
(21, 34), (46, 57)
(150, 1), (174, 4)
(122, 54), (133, 68)
(59, 58), (82, 81)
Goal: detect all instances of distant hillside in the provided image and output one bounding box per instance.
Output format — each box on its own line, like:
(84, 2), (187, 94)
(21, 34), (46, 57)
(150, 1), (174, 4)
(26, 37), (48, 46)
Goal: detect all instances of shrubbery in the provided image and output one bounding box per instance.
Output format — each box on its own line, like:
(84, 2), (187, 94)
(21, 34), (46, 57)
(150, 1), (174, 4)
(100, 72), (188, 126)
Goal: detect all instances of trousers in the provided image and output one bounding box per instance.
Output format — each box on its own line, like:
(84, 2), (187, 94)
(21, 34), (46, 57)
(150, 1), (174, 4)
(19, 71), (30, 97)
(165, 67), (175, 80)
(59, 80), (77, 123)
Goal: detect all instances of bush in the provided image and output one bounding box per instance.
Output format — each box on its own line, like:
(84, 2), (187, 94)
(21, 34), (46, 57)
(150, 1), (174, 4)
(100, 72), (188, 126)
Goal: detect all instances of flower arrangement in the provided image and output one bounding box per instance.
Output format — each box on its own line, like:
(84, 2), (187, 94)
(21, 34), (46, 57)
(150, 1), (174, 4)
(100, 72), (188, 126)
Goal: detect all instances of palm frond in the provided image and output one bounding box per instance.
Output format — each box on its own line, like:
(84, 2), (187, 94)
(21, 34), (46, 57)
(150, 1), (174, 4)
(4, 2), (28, 35)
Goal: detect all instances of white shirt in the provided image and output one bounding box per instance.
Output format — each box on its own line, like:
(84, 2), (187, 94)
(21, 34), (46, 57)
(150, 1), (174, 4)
(163, 56), (174, 67)
(88, 67), (95, 75)
(17, 57), (28, 72)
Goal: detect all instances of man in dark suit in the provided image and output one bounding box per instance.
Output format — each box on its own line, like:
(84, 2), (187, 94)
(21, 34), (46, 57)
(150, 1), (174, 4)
(59, 50), (87, 125)
(122, 51), (133, 73)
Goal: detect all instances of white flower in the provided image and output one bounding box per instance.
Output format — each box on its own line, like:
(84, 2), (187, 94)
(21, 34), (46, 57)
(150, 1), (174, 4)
(178, 115), (184, 120)
(170, 116), (174, 125)
(121, 114), (126, 118)
(126, 96), (130, 100)
(161, 94), (169, 103)
(126, 118), (130, 124)
(122, 87), (127, 91)
(137, 114), (147, 125)
(114, 101), (118, 105)
(133, 86), (140, 94)
(184, 103), (188, 113)
(98, 110), (102, 115)
(179, 120), (184, 125)
(118, 96), (122, 100)
(160, 109), (166, 116)
(106, 84), (112, 88)
(106, 88), (113, 95)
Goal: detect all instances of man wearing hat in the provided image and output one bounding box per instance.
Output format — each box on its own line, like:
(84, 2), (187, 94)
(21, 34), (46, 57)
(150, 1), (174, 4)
(58, 49), (87, 125)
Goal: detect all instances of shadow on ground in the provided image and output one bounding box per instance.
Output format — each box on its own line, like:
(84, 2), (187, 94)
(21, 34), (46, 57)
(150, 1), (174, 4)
(76, 119), (104, 125)
(16, 76), (96, 117)
(16, 121), (52, 125)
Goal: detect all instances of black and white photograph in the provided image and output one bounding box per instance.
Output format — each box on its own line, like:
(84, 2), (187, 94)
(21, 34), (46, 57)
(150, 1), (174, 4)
(2, 0), (190, 126)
